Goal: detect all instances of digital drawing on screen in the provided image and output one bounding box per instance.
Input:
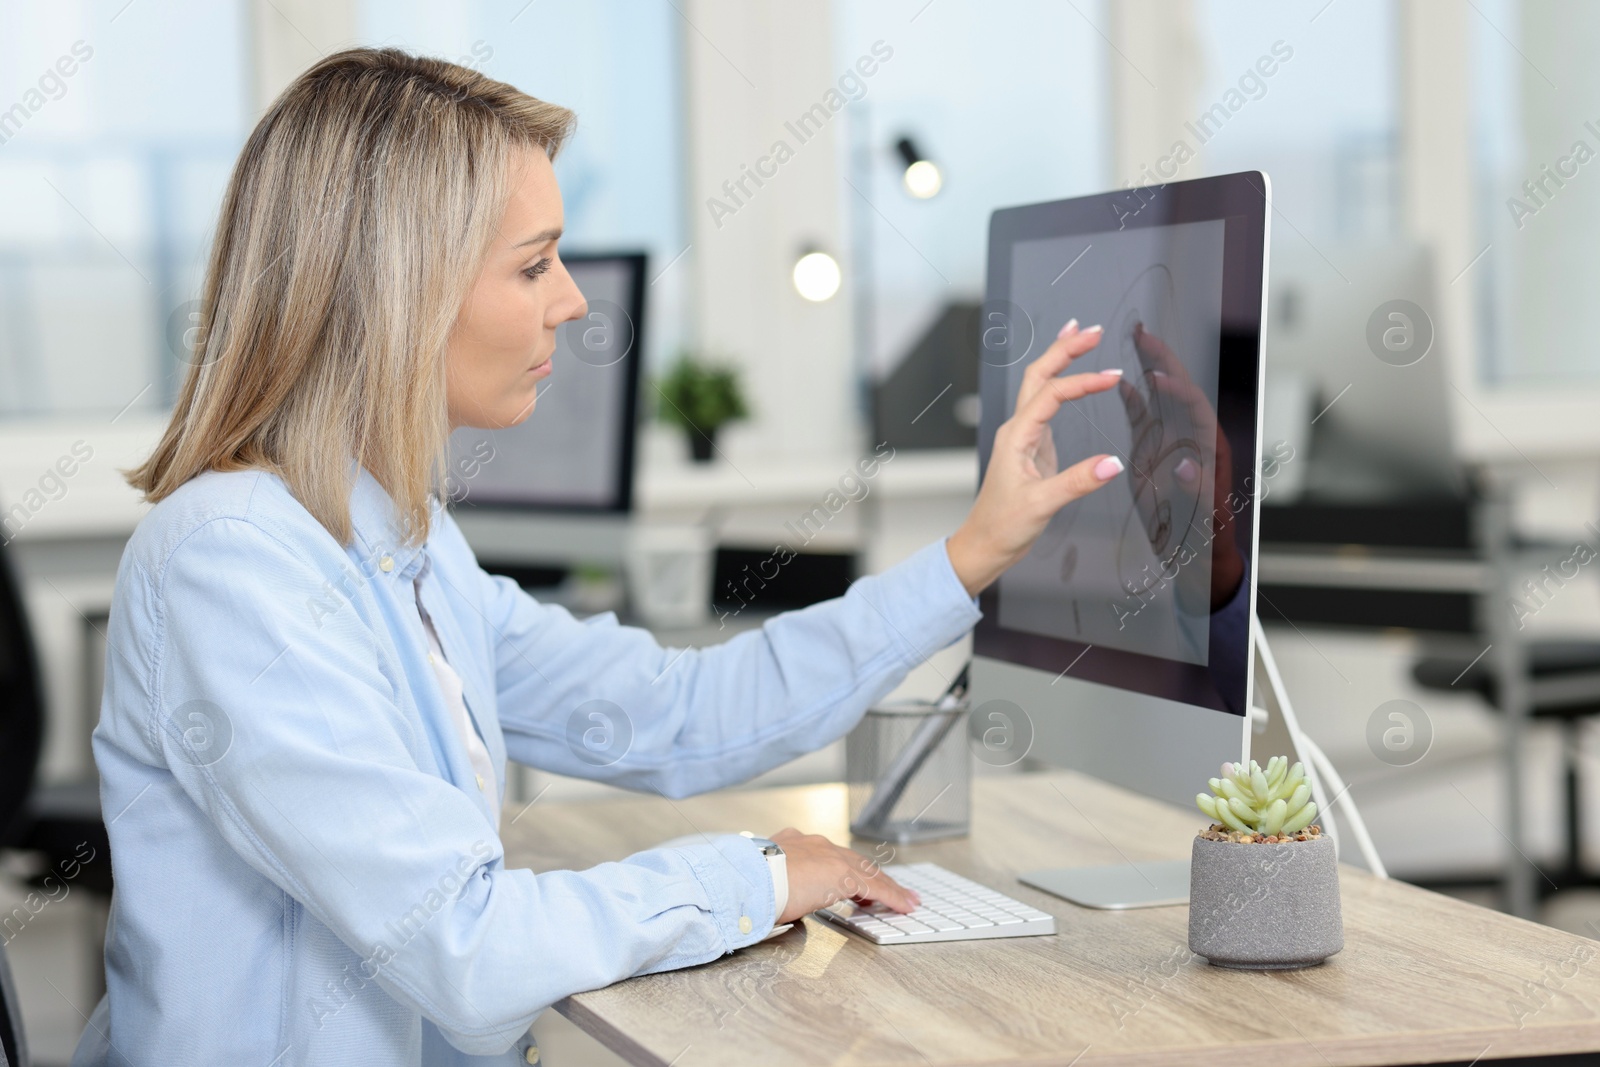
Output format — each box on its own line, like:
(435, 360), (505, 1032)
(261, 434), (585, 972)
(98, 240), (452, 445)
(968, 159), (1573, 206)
(997, 219), (1227, 666)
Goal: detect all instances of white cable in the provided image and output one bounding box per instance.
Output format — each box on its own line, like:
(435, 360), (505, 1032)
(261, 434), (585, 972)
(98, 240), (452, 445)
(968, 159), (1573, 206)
(1299, 732), (1388, 879)
(1251, 616), (1339, 854)
(1250, 614), (1387, 877)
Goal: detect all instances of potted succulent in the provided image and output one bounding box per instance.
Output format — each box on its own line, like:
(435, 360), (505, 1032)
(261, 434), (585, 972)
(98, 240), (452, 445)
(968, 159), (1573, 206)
(1188, 755), (1343, 970)
(653, 353), (750, 462)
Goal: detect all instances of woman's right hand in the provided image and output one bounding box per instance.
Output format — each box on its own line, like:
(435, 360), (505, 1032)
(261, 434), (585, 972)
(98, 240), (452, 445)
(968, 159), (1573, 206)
(944, 321), (1125, 597)
(769, 827), (919, 925)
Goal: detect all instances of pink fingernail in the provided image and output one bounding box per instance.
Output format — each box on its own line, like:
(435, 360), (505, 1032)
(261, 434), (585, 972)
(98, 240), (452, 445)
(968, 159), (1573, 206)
(1057, 318), (1079, 338)
(1100, 368), (1123, 378)
(1093, 455), (1125, 481)
(1084, 324), (1104, 333)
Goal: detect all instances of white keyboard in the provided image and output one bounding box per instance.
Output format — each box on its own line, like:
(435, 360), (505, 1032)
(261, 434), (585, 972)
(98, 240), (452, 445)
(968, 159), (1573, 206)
(812, 862), (1056, 944)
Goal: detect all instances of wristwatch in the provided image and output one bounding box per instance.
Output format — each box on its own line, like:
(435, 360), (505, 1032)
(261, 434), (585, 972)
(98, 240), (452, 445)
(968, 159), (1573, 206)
(739, 832), (788, 923)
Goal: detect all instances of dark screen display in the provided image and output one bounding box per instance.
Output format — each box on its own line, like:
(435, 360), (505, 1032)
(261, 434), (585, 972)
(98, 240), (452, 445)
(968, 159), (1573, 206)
(976, 174), (1268, 716)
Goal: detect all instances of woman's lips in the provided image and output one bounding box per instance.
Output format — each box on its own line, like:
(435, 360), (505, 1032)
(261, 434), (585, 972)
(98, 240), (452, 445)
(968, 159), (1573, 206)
(529, 359), (552, 378)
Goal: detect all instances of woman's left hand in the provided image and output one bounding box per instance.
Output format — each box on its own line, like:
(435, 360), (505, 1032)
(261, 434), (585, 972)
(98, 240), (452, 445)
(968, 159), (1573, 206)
(945, 321), (1126, 597)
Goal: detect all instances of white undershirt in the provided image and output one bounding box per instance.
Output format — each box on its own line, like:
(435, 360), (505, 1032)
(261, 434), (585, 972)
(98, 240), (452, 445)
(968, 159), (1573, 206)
(414, 576), (500, 832)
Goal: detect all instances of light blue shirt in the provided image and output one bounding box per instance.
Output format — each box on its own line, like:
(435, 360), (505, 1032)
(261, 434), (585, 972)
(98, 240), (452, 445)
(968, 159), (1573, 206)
(71, 467), (982, 1066)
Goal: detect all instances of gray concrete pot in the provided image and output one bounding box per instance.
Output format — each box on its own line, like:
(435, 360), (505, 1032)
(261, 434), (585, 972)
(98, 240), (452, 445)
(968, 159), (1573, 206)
(1187, 833), (1343, 969)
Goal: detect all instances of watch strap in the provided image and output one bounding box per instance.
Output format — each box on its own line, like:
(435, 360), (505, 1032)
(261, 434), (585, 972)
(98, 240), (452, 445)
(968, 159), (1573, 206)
(739, 832), (788, 924)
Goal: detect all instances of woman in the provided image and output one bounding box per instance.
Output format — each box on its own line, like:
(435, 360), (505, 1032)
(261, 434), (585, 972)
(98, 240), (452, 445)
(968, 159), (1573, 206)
(73, 47), (1124, 1066)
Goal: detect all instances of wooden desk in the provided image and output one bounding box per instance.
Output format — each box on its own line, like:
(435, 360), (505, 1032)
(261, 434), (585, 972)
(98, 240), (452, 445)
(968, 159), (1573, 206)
(499, 771), (1600, 1067)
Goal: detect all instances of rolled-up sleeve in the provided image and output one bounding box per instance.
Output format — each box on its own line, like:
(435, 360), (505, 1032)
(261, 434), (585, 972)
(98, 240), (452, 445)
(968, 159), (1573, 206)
(482, 536), (984, 798)
(149, 518), (781, 1056)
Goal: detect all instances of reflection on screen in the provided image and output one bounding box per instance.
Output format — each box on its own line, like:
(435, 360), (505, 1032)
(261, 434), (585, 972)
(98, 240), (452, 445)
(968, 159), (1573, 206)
(998, 220), (1226, 667)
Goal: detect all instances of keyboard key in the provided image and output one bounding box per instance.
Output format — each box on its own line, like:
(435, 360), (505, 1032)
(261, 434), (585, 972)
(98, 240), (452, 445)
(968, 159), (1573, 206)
(815, 863), (1055, 944)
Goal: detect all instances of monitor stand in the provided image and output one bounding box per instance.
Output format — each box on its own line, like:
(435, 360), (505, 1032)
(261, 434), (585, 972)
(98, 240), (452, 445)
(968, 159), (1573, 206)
(1012, 615), (1349, 910)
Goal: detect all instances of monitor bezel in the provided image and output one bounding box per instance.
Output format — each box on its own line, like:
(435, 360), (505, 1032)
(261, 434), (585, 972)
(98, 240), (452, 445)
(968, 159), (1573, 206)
(449, 250), (647, 515)
(974, 171), (1270, 718)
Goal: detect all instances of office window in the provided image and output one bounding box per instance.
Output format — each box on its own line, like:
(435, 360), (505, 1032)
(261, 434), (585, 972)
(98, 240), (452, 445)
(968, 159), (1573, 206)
(0, 0), (249, 419)
(832, 0), (1110, 390)
(1192, 0), (1400, 250)
(359, 0), (689, 375)
(1470, 0), (1600, 385)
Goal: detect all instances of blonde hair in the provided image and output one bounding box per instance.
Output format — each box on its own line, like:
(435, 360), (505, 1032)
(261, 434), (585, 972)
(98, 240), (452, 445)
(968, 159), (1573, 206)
(127, 47), (576, 545)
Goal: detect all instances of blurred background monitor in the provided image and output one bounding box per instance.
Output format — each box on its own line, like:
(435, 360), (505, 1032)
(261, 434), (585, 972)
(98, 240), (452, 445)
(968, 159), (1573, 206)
(1262, 241), (1465, 505)
(447, 252), (646, 573)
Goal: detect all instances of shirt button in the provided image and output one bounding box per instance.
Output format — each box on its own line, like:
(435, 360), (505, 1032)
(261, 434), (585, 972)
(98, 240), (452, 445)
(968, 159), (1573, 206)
(738, 915), (752, 935)
(524, 1044), (540, 1064)
(475, 774), (485, 791)
(379, 555), (394, 572)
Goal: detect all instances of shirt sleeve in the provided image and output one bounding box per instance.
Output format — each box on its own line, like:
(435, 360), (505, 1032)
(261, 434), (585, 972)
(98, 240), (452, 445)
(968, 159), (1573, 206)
(478, 535), (984, 798)
(146, 517), (783, 1057)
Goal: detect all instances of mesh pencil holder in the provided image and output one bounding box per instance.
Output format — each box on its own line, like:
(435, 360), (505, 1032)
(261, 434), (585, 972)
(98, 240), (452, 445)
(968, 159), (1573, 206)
(846, 697), (972, 844)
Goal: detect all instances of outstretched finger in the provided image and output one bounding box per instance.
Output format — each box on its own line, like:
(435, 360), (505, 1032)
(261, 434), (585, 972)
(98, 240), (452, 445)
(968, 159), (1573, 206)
(1016, 322), (1105, 412)
(1042, 451), (1126, 509)
(1009, 367), (1124, 441)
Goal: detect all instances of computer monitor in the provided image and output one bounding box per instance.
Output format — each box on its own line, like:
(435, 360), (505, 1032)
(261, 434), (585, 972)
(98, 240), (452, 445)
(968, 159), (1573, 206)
(1263, 240), (1463, 503)
(970, 173), (1269, 908)
(447, 252), (646, 570)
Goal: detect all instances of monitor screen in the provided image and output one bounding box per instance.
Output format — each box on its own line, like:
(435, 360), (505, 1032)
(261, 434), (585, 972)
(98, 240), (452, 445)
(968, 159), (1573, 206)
(448, 253), (645, 513)
(975, 173), (1269, 716)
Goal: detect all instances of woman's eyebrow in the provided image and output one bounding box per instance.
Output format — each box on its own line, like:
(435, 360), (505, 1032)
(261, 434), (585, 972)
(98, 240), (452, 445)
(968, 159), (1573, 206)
(512, 227), (563, 248)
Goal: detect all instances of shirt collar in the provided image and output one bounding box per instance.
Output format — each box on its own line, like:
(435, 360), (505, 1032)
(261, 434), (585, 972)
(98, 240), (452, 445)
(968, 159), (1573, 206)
(347, 466), (437, 583)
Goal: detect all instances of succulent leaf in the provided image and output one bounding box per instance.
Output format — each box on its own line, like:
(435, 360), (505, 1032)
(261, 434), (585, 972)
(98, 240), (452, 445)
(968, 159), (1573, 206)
(1273, 764), (1305, 802)
(1198, 754), (1317, 837)
(1281, 801), (1317, 834)
(1266, 756), (1287, 788)
(1215, 800), (1250, 832)
(1261, 798), (1288, 837)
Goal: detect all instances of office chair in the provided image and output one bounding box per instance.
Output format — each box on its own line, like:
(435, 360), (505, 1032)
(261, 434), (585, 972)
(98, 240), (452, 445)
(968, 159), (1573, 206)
(1413, 640), (1600, 897)
(0, 537), (113, 901)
